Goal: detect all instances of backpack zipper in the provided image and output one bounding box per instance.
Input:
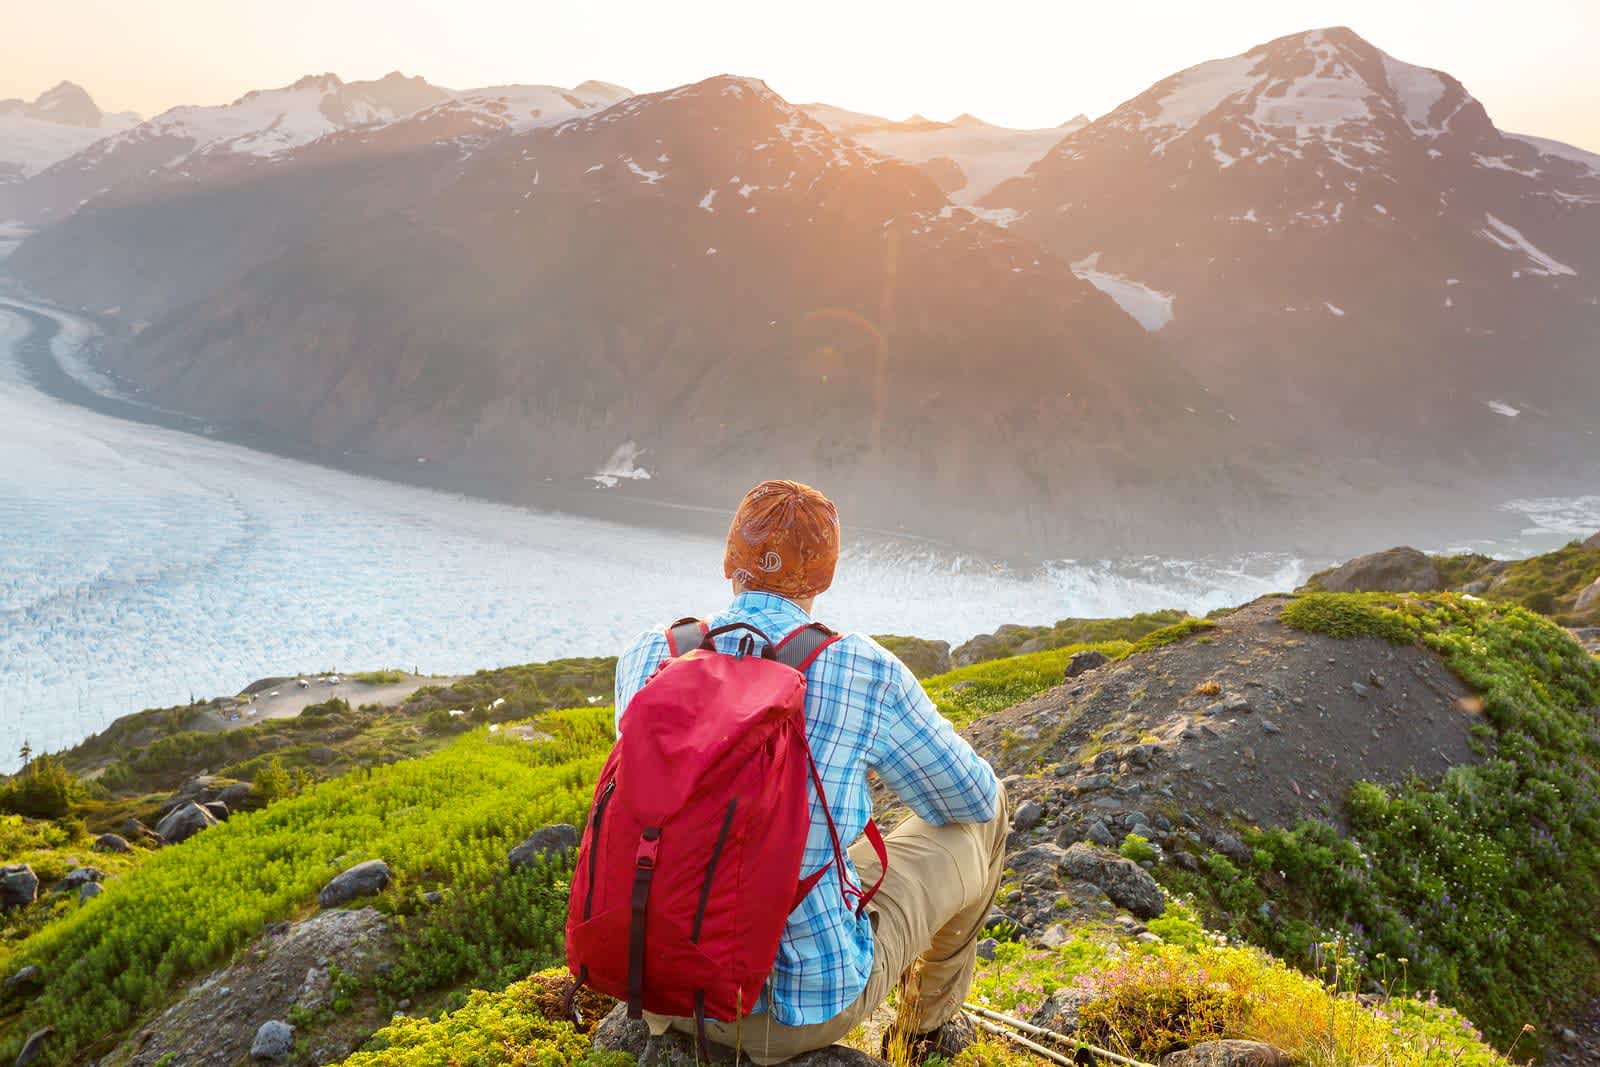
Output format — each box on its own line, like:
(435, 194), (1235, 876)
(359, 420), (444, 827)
(581, 779), (616, 920)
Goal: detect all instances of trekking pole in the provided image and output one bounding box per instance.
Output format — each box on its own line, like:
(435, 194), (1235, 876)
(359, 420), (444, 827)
(962, 1003), (1158, 1067)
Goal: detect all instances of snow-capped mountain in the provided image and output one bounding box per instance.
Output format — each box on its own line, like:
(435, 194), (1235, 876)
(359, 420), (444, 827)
(1, 72), (454, 224)
(56, 75), (1236, 553)
(801, 102), (1084, 205)
(0, 82), (137, 185)
(985, 26), (1600, 474)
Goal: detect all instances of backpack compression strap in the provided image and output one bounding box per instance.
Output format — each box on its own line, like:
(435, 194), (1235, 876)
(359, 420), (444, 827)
(777, 623), (890, 917)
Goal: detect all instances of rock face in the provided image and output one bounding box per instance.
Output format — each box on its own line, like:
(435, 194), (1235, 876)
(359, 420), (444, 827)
(1060, 844), (1166, 919)
(250, 1020), (295, 1061)
(93, 832), (134, 853)
(1064, 650), (1109, 679)
(318, 859), (391, 907)
(1159, 1040), (1292, 1067)
(107, 907), (391, 1067)
(0, 865), (39, 911)
(157, 801), (220, 844)
(1312, 547), (1442, 593)
(508, 824), (580, 870)
(592, 1003), (888, 1067)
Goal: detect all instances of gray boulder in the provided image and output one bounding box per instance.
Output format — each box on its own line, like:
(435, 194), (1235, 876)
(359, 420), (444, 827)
(57, 867), (105, 891)
(93, 833), (133, 854)
(1311, 546), (1442, 593)
(1030, 986), (1093, 1035)
(1212, 831), (1253, 866)
(1064, 649), (1108, 679)
(1159, 1040), (1291, 1067)
(319, 860), (391, 907)
(1059, 843), (1165, 919)
(14, 1026), (53, 1067)
(1012, 800), (1044, 831)
(251, 1019), (295, 1061)
(508, 824), (580, 870)
(0, 865), (39, 911)
(1011, 842), (1068, 879)
(157, 801), (219, 844)
(592, 1003), (886, 1067)
(203, 801), (231, 822)
(79, 882), (103, 903)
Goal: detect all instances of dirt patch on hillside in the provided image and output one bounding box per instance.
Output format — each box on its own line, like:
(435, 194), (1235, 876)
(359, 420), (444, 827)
(963, 596), (1484, 834)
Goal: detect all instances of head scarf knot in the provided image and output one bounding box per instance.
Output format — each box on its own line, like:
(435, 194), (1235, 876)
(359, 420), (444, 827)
(723, 480), (840, 601)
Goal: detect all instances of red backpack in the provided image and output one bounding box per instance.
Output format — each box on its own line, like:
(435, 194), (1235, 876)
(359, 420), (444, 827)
(566, 617), (887, 1033)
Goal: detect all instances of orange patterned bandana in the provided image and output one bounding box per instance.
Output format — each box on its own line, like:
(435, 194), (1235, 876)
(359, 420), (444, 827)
(723, 480), (841, 601)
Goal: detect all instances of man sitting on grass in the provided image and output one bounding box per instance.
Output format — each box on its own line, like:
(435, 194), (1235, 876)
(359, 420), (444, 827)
(615, 479), (1006, 1063)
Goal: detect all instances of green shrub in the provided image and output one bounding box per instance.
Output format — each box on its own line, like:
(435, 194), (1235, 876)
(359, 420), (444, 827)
(1120, 833), (1157, 864)
(0, 754), (76, 819)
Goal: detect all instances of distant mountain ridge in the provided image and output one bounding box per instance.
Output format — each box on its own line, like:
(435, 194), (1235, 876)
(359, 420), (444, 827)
(0, 81), (138, 185)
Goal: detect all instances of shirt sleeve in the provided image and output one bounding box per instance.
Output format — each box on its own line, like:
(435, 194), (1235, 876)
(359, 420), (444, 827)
(865, 641), (1000, 826)
(614, 628), (668, 736)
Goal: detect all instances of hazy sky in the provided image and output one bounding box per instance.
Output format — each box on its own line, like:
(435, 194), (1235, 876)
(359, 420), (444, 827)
(5, 0), (1598, 149)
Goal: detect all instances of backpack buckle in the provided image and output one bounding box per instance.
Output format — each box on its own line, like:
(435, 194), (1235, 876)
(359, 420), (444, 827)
(636, 828), (661, 869)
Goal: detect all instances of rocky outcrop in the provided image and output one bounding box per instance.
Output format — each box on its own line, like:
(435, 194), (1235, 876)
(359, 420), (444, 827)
(1574, 577), (1600, 618)
(871, 636), (953, 679)
(57, 867), (105, 892)
(1310, 547), (1442, 593)
(508, 824), (580, 870)
(318, 860), (391, 907)
(1030, 987), (1093, 1035)
(157, 801), (219, 844)
(1585, 531), (1600, 551)
(1159, 1040), (1291, 1067)
(592, 1003), (888, 1067)
(1, 865), (39, 911)
(105, 907), (390, 1067)
(1059, 844), (1166, 919)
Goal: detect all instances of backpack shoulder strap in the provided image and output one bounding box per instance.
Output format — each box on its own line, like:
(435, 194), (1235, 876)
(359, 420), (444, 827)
(664, 617), (709, 658)
(774, 622), (841, 673)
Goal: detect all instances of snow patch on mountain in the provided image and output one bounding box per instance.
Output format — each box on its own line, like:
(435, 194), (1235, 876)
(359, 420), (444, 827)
(589, 441), (652, 488)
(1486, 400), (1520, 417)
(1506, 132), (1600, 176)
(1072, 254), (1175, 331)
(1380, 55), (1449, 134)
(1477, 213), (1577, 276)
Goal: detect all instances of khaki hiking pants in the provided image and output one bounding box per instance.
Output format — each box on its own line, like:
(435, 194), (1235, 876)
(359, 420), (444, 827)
(648, 784), (1009, 1064)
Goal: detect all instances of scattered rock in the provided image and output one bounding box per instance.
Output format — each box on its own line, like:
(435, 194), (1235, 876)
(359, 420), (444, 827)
(1261, 720), (1281, 734)
(79, 882), (103, 903)
(319, 860), (391, 907)
(1075, 773), (1112, 792)
(203, 801), (231, 822)
(975, 937), (997, 962)
(1223, 693), (1252, 714)
(1311, 546), (1442, 593)
(1059, 843), (1165, 919)
(119, 818), (161, 844)
(1159, 1040), (1291, 1067)
(1064, 650), (1108, 679)
(14, 1026), (53, 1067)
(1030, 987), (1092, 1036)
(157, 801), (219, 845)
(251, 1020), (295, 1061)
(1350, 682), (1371, 699)
(57, 867), (105, 891)
(1037, 923), (1069, 948)
(93, 833), (133, 854)
(1212, 832), (1251, 865)
(1011, 843), (1068, 878)
(3, 965), (41, 994)
(592, 1003), (886, 1067)
(1086, 820), (1116, 847)
(508, 823), (581, 870)
(1012, 800), (1044, 831)
(0, 865), (39, 911)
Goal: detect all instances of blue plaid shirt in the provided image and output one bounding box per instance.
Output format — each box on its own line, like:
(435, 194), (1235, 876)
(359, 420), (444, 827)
(614, 591), (999, 1026)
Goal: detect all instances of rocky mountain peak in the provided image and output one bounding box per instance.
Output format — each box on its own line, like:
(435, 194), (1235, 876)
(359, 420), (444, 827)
(32, 81), (102, 126)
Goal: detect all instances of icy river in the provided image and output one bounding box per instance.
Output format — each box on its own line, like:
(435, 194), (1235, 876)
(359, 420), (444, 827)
(2, 301), (1594, 770)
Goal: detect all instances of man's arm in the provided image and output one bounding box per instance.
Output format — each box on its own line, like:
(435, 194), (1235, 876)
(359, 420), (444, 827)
(865, 640), (1000, 826)
(613, 629), (668, 735)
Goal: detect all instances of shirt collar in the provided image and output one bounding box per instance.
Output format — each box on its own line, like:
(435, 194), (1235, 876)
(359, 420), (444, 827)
(731, 590), (812, 629)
